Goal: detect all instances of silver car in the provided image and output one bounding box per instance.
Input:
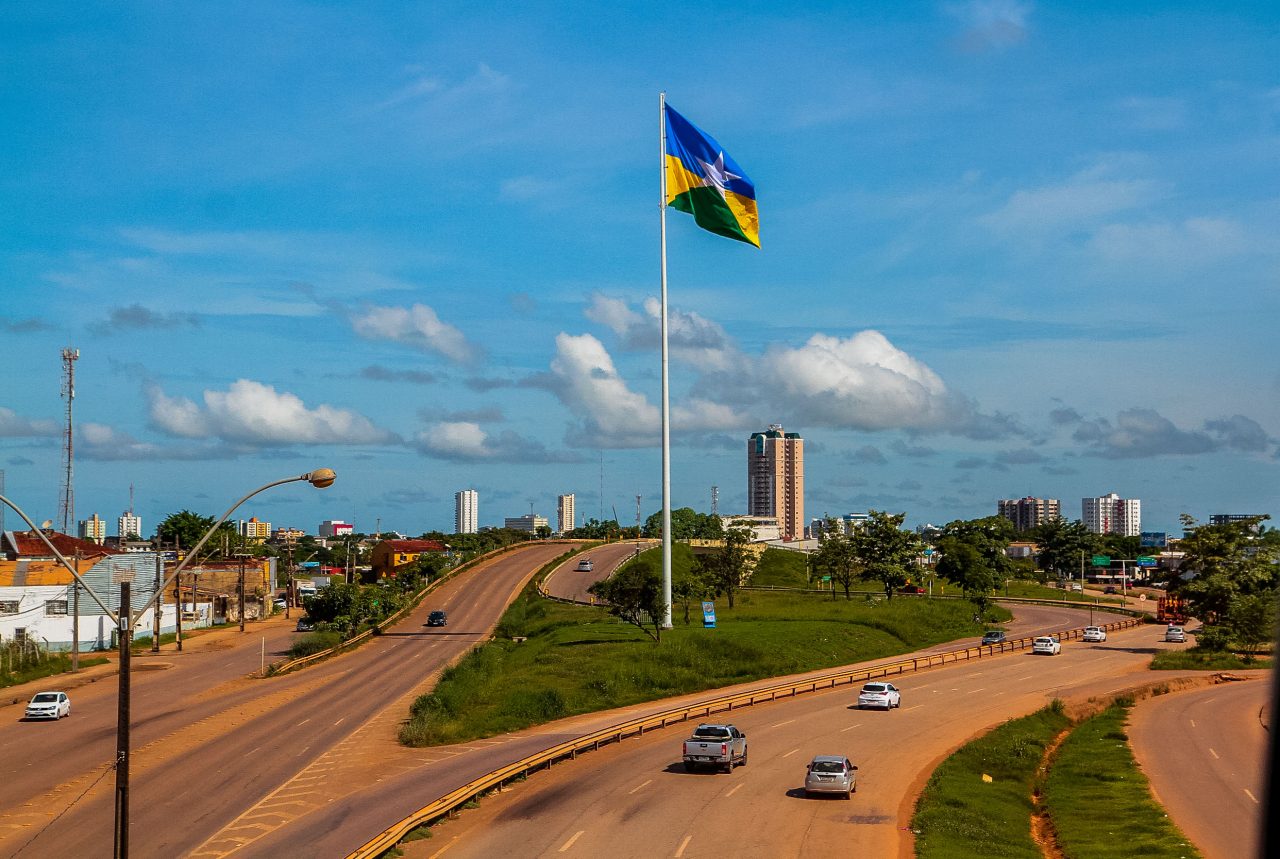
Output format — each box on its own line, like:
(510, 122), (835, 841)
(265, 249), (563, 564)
(25, 691), (70, 720)
(1165, 626), (1186, 643)
(804, 755), (857, 798)
(857, 682), (901, 710)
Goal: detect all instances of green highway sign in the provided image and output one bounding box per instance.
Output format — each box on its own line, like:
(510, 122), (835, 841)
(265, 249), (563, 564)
(821, 575), (831, 582)
(1091, 555), (1111, 567)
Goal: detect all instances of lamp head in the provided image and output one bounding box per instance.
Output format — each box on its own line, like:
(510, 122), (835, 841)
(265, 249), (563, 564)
(305, 468), (336, 489)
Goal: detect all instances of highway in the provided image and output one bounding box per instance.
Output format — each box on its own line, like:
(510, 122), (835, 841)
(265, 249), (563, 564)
(0, 541), (576, 858)
(1129, 674), (1272, 859)
(391, 622), (1210, 859)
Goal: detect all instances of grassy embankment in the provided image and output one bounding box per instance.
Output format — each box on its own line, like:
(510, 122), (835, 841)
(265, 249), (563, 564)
(400, 544), (1008, 747)
(1150, 649), (1272, 671)
(914, 701), (1203, 858)
(1042, 702), (1202, 858)
(1, 653), (110, 689)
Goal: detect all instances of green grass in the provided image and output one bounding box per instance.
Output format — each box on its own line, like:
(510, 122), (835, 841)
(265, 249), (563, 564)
(1150, 649), (1273, 671)
(400, 586), (1007, 747)
(1, 654), (110, 689)
(913, 703), (1070, 859)
(999, 580), (1126, 605)
(286, 631), (344, 659)
(748, 548), (811, 588)
(1042, 704), (1202, 858)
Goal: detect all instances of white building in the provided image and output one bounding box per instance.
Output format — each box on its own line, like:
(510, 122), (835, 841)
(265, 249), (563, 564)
(117, 512), (143, 540)
(240, 517), (271, 542)
(556, 493), (575, 534)
(455, 490), (479, 535)
(721, 515), (781, 542)
(319, 519), (354, 537)
(1082, 493), (1141, 536)
(78, 513), (106, 545)
(504, 514), (548, 533)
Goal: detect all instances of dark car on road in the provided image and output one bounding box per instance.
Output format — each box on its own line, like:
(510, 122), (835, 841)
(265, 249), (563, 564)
(295, 618), (315, 632)
(427, 610), (448, 627)
(980, 630), (1006, 646)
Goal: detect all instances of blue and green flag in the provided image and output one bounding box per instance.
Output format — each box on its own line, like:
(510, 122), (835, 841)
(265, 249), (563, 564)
(664, 105), (759, 248)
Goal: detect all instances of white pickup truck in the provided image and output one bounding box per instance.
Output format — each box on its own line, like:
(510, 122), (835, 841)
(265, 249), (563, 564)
(682, 723), (748, 773)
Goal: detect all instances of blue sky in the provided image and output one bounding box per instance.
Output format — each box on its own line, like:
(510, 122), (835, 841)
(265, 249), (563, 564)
(2, 1), (1277, 537)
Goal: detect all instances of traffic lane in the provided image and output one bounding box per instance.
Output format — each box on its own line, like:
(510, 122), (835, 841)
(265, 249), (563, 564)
(0, 543), (570, 857)
(913, 603), (1132, 655)
(1129, 676), (1270, 859)
(543, 541), (654, 603)
(268, 620), (1173, 858)
(421, 624), (1192, 859)
(0, 617), (312, 811)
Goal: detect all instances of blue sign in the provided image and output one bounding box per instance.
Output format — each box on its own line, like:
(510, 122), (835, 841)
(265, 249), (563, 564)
(701, 601), (717, 628)
(1140, 532), (1168, 548)
(300, 561), (320, 568)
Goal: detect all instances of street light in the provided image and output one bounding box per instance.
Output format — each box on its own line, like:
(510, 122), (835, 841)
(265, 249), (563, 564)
(0, 467), (334, 859)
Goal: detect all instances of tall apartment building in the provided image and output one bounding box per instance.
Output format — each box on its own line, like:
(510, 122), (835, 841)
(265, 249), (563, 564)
(504, 514), (548, 533)
(747, 425), (805, 541)
(1082, 493), (1141, 536)
(117, 511), (143, 540)
(557, 493), (575, 534)
(79, 513), (106, 544)
(996, 497), (1060, 531)
(455, 490), (479, 534)
(319, 519), (354, 537)
(240, 516), (272, 543)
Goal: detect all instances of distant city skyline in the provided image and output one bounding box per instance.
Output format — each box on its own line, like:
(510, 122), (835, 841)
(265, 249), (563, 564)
(2, 4), (1276, 536)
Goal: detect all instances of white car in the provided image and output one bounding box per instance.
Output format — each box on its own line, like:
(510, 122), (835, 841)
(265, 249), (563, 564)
(1165, 626), (1186, 643)
(1082, 626), (1107, 643)
(575, 558), (593, 572)
(1032, 636), (1062, 655)
(856, 682), (901, 710)
(25, 691), (71, 720)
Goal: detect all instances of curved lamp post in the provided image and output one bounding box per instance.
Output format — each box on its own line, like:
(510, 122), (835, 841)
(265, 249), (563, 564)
(0, 468), (335, 859)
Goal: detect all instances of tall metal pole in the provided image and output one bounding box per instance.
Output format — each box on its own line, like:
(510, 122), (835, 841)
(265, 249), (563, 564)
(658, 90), (673, 628)
(151, 554), (161, 652)
(113, 581), (130, 859)
(71, 577), (80, 671)
(238, 556), (246, 633)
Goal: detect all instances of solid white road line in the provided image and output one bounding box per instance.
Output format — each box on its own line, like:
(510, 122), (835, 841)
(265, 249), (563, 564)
(428, 835), (459, 858)
(674, 834), (692, 857)
(1244, 789), (1259, 804)
(840, 723), (863, 732)
(782, 748), (800, 758)
(628, 779), (652, 795)
(903, 705), (923, 712)
(559, 830), (585, 852)
(726, 783), (745, 797)
(771, 719), (796, 728)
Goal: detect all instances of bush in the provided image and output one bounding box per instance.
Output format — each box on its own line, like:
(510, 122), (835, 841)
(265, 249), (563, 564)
(287, 631), (343, 659)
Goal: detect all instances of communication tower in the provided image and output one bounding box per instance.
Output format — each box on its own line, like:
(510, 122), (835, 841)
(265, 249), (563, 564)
(635, 495), (642, 529)
(711, 485), (719, 518)
(58, 347), (79, 533)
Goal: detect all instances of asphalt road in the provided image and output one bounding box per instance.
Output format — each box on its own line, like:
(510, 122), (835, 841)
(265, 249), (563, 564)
(1129, 674), (1272, 859)
(0, 541), (574, 858)
(541, 540), (654, 603)
(394, 621), (1205, 859)
(232, 602), (1133, 857)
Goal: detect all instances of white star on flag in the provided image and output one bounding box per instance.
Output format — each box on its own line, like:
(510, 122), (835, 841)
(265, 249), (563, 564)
(696, 151), (740, 199)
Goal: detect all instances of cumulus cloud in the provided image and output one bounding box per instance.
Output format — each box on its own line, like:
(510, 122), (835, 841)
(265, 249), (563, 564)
(350, 303), (480, 364)
(78, 422), (234, 462)
(0, 407), (58, 438)
(1204, 414), (1272, 453)
(1, 317), (52, 333)
(850, 445), (887, 465)
(890, 438), (938, 458)
(147, 380), (397, 446)
(414, 421), (578, 463)
(89, 303), (200, 335)
(1069, 408), (1274, 459)
(585, 295), (733, 369)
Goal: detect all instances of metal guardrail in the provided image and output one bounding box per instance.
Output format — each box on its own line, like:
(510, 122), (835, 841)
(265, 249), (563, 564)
(346, 614), (1143, 858)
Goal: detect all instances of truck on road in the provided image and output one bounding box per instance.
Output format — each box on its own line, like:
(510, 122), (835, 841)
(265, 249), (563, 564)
(1156, 595), (1188, 625)
(682, 723), (748, 772)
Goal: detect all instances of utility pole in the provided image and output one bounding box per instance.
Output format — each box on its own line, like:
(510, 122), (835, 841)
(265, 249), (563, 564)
(71, 553), (80, 670)
(113, 580), (130, 859)
(237, 554), (247, 633)
(151, 554), (162, 652)
(173, 557), (183, 652)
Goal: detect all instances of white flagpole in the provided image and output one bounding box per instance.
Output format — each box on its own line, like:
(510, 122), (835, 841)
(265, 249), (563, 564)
(659, 91), (673, 629)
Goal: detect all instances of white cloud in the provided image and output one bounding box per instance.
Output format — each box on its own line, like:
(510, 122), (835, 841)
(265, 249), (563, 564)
(981, 167), (1163, 235)
(414, 421), (576, 463)
(148, 380), (396, 446)
(1069, 408), (1276, 459)
(585, 294), (734, 369)
(350, 303), (480, 364)
(0, 407), (58, 438)
(946, 0), (1032, 53)
(1087, 217), (1253, 269)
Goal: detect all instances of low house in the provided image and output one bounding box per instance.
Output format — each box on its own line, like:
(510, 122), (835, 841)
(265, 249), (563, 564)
(368, 539), (448, 580)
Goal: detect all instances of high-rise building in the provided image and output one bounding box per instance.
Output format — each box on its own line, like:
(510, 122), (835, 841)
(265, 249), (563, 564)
(1082, 493), (1141, 536)
(504, 514), (548, 533)
(79, 512), (106, 544)
(240, 516), (272, 543)
(557, 493), (575, 534)
(319, 519), (354, 537)
(997, 497), (1061, 531)
(455, 490), (479, 534)
(117, 511), (143, 540)
(747, 425), (805, 541)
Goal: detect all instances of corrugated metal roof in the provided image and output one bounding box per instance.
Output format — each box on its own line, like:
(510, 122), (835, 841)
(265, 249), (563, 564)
(0, 559), (90, 586)
(2, 529), (116, 561)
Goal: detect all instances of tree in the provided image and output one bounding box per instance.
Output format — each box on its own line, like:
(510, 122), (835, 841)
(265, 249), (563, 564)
(1029, 517), (1097, 581)
(156, 510), (237, 553)
(588, 564), (667, 642)
(848, 510), (924, 599)
(935, 538), (998, 617)
(814, 517), (859, 599)
(1172, 515), (1278, 641)
(673, 562), (714, 625)
(1228, 593), (1277, 662)
(698, 524), (754, 609)
(642, 508), (723, 540)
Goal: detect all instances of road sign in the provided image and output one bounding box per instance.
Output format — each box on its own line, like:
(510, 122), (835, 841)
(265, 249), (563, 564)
(1091, 555), (1110, 567)
(821, 575), (831, 582)
(1136, 556), (1157, 567)
(701, 601), (716, 628)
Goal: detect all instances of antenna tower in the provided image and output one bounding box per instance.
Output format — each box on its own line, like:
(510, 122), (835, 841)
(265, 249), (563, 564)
(711, 485), (719, 518)
(635, 495), (642, 529)
(129, 482), (135, 515)
(0, 469), (5, 533)
(58, 347), (80, 533)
